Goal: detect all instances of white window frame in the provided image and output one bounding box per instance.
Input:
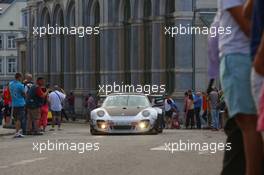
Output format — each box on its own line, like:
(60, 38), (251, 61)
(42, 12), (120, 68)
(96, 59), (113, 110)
(0, 57), (3, 74)
(7, 35), (16, 49)
(6, 57), (17, 74)
(21, 11), (28, 28)
(0, 35), (3, 49)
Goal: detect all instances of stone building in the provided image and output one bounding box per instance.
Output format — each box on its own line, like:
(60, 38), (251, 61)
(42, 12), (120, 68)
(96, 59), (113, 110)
(0, 0), (27, 89)
(21, 0), (217, 111)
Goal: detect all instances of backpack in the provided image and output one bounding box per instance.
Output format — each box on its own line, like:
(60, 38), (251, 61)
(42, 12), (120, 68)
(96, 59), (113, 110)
(26, 85), (44, 109)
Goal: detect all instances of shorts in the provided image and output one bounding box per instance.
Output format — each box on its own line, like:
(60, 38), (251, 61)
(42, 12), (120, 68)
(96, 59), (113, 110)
(13, 107), (25, 121)
(27, 108), (41, 120)
(220, 53), (257, 118)
(4, 105), (11, 116)
(51, 111), (61, 118)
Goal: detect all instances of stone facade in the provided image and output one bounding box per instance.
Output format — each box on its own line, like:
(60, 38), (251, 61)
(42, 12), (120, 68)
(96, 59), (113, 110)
(21, 0), (217, 112)
(0, 0), (27, 89)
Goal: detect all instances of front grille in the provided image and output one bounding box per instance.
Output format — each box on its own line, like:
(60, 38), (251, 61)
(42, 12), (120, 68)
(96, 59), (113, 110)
(112, 125), (132, 130)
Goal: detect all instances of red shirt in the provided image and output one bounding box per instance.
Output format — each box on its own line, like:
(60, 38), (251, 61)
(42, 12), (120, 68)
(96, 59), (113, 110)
(202, 95), (208, 111)
(35, 86), (45, 98)
(3, 87), (11, 105)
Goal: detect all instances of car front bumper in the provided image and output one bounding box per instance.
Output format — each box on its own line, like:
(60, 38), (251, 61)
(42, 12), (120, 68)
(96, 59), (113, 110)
(90, 118), (155, 134)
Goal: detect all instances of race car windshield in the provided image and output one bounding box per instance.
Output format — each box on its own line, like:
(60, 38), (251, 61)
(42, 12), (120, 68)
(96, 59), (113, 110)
(103, 95), (150, 107)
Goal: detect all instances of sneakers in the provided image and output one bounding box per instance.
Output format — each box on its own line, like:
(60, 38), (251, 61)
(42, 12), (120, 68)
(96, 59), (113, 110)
(14, 132), (24, 138)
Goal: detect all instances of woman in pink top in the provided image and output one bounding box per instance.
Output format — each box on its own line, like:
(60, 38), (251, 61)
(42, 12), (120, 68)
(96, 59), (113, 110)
(257, 85), (264, 134)
(39, 87), (49, 132)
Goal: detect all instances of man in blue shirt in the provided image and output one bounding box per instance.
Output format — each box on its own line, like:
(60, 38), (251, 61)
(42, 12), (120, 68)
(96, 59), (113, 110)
(9, 73), (26, 138)
(194, 92), (202, 129)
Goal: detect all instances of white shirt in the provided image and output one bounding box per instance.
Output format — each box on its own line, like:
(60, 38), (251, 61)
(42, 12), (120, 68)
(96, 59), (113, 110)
(164, 99), (172, 112)
(48, 90), (66, 111)
(218, 0), (250, 57)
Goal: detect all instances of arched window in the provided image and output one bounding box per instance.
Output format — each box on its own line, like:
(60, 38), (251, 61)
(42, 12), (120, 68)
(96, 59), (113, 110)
(94, 2), (100, 25)
(65, 1), (76, 91)
(93, 1), (100, 87)
(166, 0), (175, 14)
(165, 0), (175, 93)
(53, 5), (64, 86)
(123, 0), (131, 84)
(40, 7), (51, 80)
(143, 0), (152, 84)
(144, 0), (151, 17)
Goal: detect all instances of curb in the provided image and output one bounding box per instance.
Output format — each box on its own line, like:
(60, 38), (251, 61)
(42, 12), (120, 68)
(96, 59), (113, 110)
(0, 125), (15, 137)
(0, 131), (15, 137)
(61, 120), (88, 125)
(0, 121), (88, 137)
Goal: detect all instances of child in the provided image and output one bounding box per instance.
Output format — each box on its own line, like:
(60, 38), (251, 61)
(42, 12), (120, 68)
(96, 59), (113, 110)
(167, 99), (180, 129)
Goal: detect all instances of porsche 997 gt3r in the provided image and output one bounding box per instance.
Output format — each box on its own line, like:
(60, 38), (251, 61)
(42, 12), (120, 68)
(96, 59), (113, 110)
(90, 93), (162, 135)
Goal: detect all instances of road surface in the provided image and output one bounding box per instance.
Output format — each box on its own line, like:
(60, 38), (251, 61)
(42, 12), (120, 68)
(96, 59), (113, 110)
(0, 123), (226, 175)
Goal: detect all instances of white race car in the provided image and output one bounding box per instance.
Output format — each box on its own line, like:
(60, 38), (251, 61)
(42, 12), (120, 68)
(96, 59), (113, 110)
(90, 93), (162, 135)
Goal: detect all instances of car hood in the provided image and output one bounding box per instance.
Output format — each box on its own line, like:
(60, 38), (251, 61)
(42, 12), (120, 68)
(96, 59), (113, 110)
(103, 106), (148, 116)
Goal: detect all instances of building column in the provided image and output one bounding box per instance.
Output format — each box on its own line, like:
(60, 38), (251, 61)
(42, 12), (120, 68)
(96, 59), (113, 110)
(129, 21), (145, 86)
(149, 17), (166, 86)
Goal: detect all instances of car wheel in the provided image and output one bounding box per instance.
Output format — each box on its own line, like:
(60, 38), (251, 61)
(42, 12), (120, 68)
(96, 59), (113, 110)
(154, 119), (162, 134)
(149, 124), (159, 135)
(156, 115), (164, 133)
(150, 128), (159, 135)
(90, 125), (99, 135)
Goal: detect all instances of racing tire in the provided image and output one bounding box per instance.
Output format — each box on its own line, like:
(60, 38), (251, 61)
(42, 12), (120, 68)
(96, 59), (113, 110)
(158, 128), (163, 133)
(150, 127), (159, 135)
(149, 122), (159, 135)
(90, 126), (99, 135)
(157, 115), (164, 133)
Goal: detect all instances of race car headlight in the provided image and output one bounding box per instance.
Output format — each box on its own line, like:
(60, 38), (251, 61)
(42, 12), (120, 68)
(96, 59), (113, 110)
(138, 120), (150, 129)
(97, 120), (108, 129)
(142, 110), (150, 117)
(100, 123), (107, 129)
(97, 110), (105, 117)
(139, 122), (147, 129)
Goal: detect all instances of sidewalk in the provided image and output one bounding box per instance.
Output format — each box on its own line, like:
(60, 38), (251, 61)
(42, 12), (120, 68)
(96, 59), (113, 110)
(0, 126), (15, 136)
(0, 119), (87, 137)
(61, 119), (87, 124)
